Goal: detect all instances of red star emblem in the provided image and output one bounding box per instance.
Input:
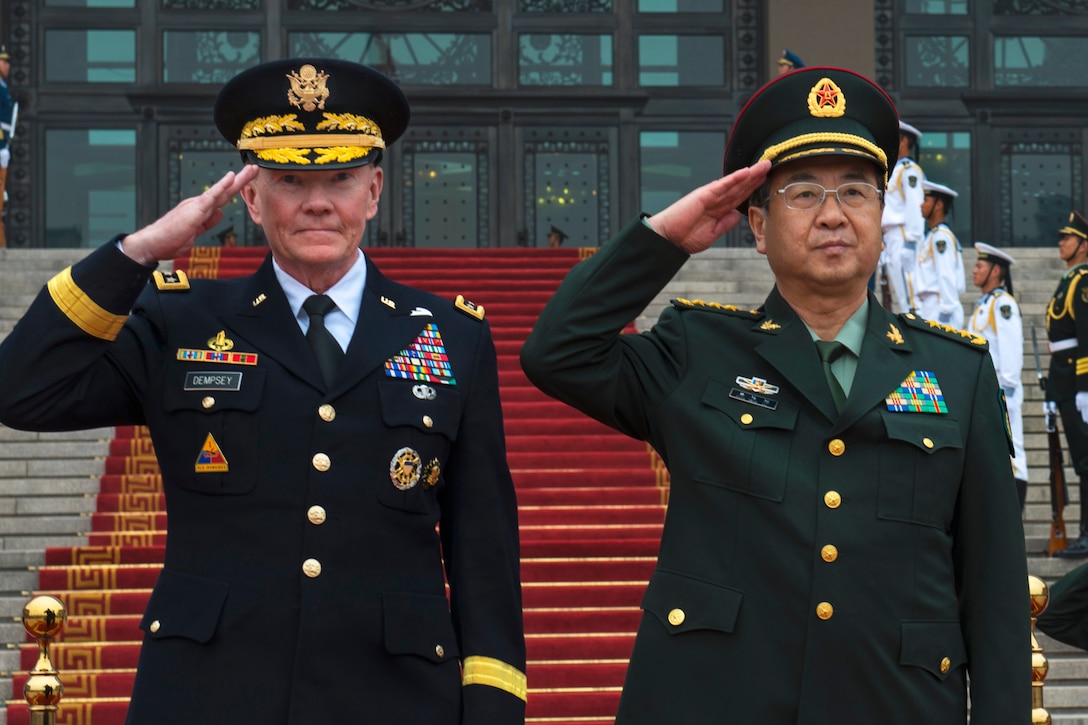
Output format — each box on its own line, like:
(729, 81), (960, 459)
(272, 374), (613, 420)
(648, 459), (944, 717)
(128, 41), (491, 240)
(814, 81), (839, 108)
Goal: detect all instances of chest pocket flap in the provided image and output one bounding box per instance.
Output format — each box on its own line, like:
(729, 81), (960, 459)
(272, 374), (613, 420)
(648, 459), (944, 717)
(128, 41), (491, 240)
(378, 381), (462, 440)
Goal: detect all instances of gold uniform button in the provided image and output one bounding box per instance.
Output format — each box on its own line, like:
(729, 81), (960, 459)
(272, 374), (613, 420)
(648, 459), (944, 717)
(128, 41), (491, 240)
(307, 505), (327, 525)
(423, 415), (434, 429)
(816, 602), (834, 620)
(821, 544), (838, 562)
(318, 404), (336, 422)
(828, 438), (845, 456)
(201, 396), (215, 409)
(435, 644), (445, 658)
(149, 620), (161, 633)
(312, 453), (331, 472)
(302, 558), (322, 578)
(939, 656), (950, 674)
(667, 608), (686, 626)
(740, 413), (753, 425)
(922, 437), (934, 449)
(824, 490), (841, 509)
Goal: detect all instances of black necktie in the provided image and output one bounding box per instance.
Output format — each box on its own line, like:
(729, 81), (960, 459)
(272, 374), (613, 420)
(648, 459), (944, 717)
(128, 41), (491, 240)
(303, 294), (343, 387)
(816, 340), (847, 412)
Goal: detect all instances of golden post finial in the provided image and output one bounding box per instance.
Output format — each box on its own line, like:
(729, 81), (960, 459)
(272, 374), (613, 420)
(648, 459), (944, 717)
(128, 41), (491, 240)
(22, 594), (67, 725)
(1028, 575), (1051, 724)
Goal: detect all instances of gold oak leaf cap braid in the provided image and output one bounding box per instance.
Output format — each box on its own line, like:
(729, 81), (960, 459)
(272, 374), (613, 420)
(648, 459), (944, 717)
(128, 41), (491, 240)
(723, 66), (900, 212)
(213, 58), (411, 171)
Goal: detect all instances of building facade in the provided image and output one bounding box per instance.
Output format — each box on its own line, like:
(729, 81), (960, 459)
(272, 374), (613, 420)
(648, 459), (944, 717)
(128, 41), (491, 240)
(3, 0), (1088, 249)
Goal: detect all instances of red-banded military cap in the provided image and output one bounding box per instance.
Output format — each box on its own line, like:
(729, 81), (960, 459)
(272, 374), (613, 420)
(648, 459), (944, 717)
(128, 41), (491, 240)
(724, 66), (899, 189)
(1059, 210), (1088, 240)
(214, 58), (410, 170)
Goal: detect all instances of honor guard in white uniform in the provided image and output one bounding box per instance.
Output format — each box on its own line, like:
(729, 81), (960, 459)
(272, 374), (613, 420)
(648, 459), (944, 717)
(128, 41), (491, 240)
(971, 242), (1027, 507)
(917, 180), (965, 327)
(880, 120), (926, 313)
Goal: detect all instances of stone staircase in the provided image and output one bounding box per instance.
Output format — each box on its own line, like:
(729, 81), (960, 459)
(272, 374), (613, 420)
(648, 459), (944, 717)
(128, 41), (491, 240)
(0, 244), (1086, 720)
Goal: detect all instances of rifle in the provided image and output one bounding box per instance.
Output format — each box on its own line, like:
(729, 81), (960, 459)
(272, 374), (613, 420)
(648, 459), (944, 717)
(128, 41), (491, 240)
(1032, 324), (1068, 555)
(879, 264), (893, 311)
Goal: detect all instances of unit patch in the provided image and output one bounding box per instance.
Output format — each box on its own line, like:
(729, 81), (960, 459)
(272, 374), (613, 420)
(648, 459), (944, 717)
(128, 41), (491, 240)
(195, 433), (229, 473)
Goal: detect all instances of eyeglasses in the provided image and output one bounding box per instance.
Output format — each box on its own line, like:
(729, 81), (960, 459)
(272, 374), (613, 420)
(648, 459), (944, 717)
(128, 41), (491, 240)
(776, 182), (884, 211)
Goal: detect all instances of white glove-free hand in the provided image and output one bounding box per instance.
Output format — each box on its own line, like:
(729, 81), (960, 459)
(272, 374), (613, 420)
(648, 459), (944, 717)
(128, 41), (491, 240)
(1044, 400), (1058, 418)
(1078, 392), (1088, 426)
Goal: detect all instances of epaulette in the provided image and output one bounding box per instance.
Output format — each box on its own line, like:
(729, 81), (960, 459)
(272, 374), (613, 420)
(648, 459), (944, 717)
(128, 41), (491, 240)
(898, 312), (988, 350)
(153, 270), (190, 291)
(671, 298), (761, 319)
(454, 294), (485, 321)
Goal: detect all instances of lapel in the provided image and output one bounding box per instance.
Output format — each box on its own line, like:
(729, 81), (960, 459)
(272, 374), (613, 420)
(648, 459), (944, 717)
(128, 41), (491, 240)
(337, 256), (433, 395)
(225, 255), (323, 388)
(833, 300), (914, 434)
(753, 289), (838, 422)
(222, 254), (431, 394)
(752, 289), (914, 428)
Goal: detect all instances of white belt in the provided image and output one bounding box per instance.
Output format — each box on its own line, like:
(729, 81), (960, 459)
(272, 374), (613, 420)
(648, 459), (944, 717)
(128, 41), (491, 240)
(1050, 338), (1078, 353)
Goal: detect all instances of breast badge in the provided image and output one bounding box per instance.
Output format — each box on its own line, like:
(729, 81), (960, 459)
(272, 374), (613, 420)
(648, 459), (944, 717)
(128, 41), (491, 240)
(422, 458), (441, 489)
(195, 433), (229, 473)
(390, 447), (422, 490)
(730, 375), (780, 410)
(177, 329), (259, 365)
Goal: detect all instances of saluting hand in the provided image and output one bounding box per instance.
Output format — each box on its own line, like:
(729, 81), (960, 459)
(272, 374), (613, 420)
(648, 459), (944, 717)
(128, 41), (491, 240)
(119, 164), (260, 265)
(646, 160), (771, 255)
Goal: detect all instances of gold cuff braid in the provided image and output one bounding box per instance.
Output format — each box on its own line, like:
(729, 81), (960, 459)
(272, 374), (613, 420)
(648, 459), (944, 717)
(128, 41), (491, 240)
(462, 655), (528, 702)
(47, 266), (127, 341)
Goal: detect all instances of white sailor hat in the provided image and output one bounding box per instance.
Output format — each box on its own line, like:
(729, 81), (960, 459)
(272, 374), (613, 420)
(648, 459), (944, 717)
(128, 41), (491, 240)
(923, 179), (958, 198)
(899, 120), (922, 140)
(974, 242), (1015, 267)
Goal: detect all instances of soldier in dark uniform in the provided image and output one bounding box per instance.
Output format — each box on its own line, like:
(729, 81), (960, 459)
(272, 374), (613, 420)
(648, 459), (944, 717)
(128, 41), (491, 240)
(521, 67), (1029, 723)
(0, 58), (525, 724)
(1046, 210), (1088, 558)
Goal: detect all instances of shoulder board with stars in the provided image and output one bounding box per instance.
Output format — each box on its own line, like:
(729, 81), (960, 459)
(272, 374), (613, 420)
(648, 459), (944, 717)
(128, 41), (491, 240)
(454, 294), (485, 321)
(153, 270), (190, 291)
(671, 298), (761, 319)
(898, 313), (988, 350)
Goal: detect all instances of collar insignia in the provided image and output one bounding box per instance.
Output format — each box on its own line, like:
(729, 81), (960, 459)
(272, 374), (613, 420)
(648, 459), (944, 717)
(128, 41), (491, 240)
(381, 296), (396, 309)
(759, 319), (781, 331)
(736, 376), (780, 395)
(886, 323), (904, 345)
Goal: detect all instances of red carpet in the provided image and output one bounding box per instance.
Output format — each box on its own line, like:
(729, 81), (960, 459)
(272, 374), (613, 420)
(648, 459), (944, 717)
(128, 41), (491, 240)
(7, 246), (668, 725)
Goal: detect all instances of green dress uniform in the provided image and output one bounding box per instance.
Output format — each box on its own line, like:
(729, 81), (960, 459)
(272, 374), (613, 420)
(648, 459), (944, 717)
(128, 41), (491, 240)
(520, 219), (1030, 723)
(1036, 560), (1088, 650)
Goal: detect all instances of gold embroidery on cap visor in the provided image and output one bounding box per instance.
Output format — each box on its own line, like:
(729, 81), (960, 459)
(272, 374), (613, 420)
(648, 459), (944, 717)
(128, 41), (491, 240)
(237, 113), (386, 166)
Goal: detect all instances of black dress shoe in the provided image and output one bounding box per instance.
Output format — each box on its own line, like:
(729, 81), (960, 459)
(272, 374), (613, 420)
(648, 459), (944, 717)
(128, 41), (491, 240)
(1055, 535), (1088, 558)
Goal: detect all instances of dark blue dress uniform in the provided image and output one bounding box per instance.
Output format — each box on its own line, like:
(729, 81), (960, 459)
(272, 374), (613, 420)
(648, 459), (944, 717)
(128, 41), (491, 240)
(0, 243), (526, 723)
(1047, 211), (1088, 557)
(522, 67), (1029, 723)
(0, 57), (525, 724)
